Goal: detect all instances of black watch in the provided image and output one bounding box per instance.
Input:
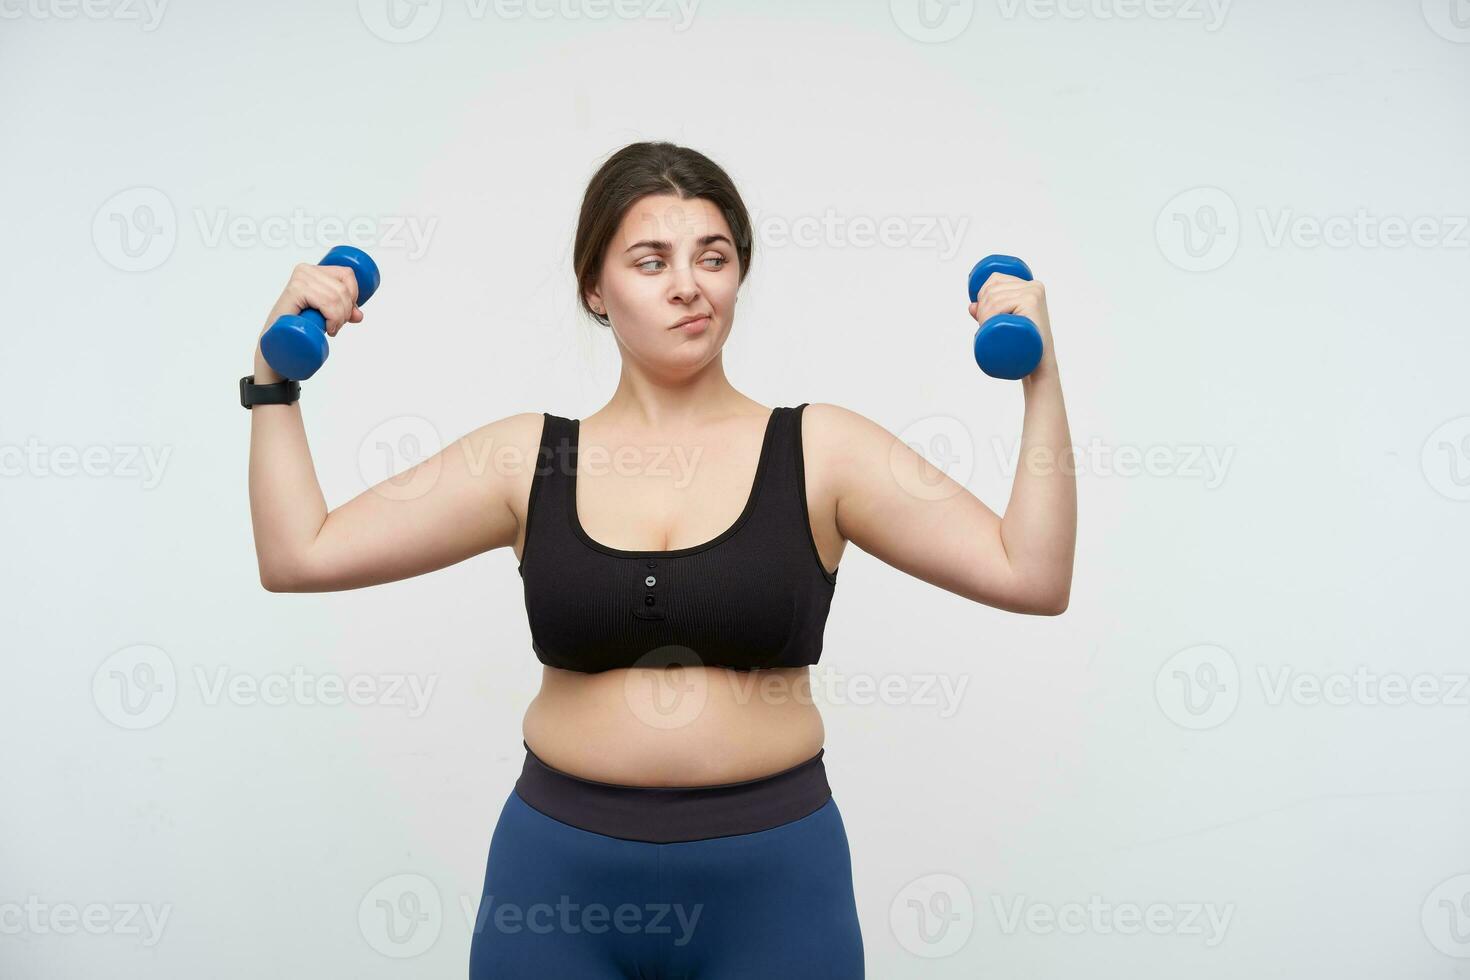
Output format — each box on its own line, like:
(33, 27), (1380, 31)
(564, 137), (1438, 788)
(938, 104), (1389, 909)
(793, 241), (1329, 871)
(240, 374), (300, 409)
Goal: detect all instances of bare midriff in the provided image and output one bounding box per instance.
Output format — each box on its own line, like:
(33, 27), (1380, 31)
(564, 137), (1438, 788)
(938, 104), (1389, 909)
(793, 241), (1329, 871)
(522, 664), (825, 787)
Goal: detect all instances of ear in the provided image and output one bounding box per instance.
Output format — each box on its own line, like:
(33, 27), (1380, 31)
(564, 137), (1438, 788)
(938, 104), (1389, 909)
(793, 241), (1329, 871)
(585, 286), (605, 317)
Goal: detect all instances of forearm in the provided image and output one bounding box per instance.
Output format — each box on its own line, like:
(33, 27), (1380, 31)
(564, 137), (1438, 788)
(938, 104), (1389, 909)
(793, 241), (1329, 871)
(247, 339), (328, 590)
(998, 355), (1077, 609)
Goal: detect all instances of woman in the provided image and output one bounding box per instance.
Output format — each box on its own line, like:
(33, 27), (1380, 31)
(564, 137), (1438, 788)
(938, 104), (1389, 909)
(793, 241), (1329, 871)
(246, 141), (1076, 978)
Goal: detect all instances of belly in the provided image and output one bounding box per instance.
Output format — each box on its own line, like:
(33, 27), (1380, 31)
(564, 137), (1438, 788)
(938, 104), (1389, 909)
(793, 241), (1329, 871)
(522, 665), (825, 786)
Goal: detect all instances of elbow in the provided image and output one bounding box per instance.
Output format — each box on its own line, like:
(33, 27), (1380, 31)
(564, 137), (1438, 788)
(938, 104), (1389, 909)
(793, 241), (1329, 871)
(1008, 581), (1070, 616)
(259, 569), (292, 593)
(258, 560), (303, 593)
(1036, 589), (1069, 616)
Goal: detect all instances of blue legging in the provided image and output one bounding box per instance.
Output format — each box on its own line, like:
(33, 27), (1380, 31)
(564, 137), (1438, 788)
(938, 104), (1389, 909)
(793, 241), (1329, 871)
(468, 789), (865, 978)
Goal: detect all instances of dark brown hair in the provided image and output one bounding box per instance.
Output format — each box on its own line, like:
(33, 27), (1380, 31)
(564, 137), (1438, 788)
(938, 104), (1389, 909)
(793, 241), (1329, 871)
(573, 141), (754, 327)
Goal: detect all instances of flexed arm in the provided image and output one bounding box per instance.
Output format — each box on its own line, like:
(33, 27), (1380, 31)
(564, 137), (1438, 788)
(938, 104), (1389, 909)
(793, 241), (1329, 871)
(246, 261), (538, 593)
(806, 274), (1075, 615)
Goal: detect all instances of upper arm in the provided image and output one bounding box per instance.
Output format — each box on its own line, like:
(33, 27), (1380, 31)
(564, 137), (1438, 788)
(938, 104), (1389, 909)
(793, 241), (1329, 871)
(279, 411), (544, 592)
(806, 402), (1051, 615)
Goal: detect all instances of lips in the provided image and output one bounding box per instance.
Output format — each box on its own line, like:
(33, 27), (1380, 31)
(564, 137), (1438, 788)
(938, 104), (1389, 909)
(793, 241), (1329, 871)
(672, 314), (711, 329)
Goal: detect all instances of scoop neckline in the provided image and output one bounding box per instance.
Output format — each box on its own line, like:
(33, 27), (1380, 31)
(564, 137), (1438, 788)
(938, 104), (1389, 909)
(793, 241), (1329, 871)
(566, 407), (781, 560)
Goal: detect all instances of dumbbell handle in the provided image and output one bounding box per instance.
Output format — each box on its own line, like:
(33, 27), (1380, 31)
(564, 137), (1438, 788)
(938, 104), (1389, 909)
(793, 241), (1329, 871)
(259, 245), (381, 381)
(967, 254), (1043, 380)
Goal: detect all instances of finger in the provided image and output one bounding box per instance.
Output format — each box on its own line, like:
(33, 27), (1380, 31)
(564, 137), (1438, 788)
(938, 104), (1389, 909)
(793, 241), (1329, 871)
(326, 264), (361, 305)
(307, 281), (352, 333)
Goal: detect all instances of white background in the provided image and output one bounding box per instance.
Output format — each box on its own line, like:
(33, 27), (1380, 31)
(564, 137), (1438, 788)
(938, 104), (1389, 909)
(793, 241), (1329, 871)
(3, 0), (1468, 976)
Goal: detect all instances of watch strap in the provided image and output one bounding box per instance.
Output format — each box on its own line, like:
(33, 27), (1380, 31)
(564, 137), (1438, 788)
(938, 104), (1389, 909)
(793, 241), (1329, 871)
(240, 374), (300, 409)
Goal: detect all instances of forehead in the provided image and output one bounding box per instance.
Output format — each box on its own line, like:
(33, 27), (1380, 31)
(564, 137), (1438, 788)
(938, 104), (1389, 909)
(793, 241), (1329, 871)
(613, 194), (731, 248)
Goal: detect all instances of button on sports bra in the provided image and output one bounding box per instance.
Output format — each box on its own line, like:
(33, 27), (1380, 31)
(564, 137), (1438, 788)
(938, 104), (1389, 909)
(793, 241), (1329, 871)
(517, 403), (839, 673)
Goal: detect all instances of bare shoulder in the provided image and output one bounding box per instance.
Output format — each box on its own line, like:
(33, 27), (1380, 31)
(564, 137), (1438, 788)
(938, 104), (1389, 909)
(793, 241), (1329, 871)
(799, 401), (897, 466)
(454, 411), (548, 514)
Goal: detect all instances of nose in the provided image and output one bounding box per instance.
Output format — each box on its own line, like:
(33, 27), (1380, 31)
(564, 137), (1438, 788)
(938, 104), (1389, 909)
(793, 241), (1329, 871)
(667, 261), (701, 304)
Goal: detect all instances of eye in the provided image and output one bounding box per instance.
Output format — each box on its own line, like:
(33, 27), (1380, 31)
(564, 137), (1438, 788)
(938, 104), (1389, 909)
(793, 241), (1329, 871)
(636, 257), (665, 272)
(702, 255), (728, 269)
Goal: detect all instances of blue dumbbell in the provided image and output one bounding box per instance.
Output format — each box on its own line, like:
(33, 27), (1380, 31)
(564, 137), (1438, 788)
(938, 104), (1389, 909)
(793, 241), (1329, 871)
(260, 245), (381, 380)
(966, 254), (1043, 380)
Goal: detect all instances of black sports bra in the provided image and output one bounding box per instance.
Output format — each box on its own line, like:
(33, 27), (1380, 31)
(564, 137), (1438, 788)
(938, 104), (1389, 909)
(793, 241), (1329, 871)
(517, 403), (839, 673)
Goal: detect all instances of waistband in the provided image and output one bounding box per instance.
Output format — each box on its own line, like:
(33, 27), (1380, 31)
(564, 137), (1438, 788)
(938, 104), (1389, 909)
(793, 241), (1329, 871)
(512, 741), (832, 844)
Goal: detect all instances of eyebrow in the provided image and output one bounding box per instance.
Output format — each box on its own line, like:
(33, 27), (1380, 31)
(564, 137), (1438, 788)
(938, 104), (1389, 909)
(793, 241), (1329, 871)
(623, 234), (734, 253)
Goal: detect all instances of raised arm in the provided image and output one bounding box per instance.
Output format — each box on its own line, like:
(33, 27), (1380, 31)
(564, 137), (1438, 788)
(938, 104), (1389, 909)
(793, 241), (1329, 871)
(246, 262), (539, 592)
(807, 277), (1075, 615)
